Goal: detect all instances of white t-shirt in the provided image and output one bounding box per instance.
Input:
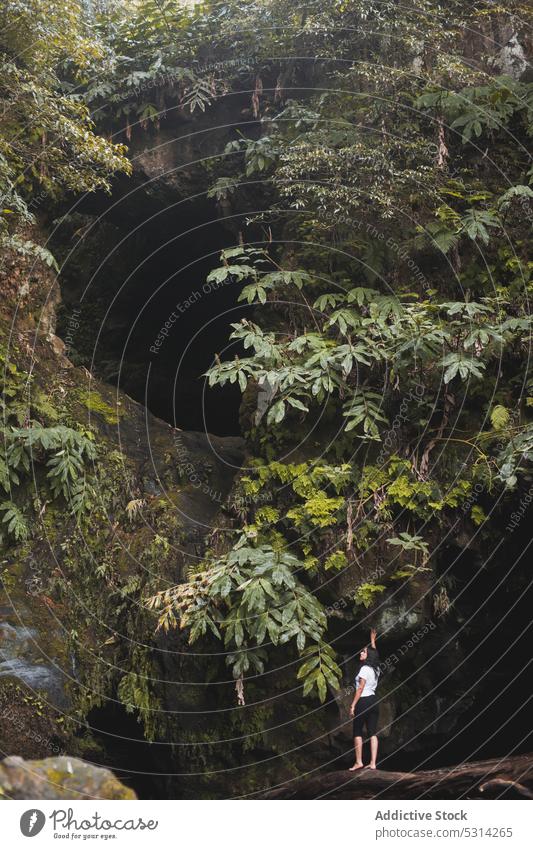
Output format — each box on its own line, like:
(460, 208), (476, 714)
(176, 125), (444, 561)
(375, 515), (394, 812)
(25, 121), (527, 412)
(355, 664), (379, 696)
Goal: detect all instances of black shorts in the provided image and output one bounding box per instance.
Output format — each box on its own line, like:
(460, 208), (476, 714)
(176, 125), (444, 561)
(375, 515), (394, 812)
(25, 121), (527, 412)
(353, 694), (379, 737)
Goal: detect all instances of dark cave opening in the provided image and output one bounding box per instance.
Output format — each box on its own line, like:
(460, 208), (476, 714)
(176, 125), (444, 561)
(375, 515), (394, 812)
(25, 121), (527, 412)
(85, 702), (173, 799)
(378, 535), (533, 773)
(56, 189), (250, 436)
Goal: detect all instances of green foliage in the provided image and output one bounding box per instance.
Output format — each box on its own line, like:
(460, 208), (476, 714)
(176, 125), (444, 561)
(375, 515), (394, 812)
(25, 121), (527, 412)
(417, 77), (533, 143)
(495, 425), (533, 489)
(0, 425), (96, 539)
(0, 501), (29, 543)
(358, 457), (473, 518)
(206, 247), (530, 432)
(324, 550), (348, 571)
(297, 642), (342, 701)
(497, 185), (533, 213)
(343, 391), (388, 438)
(147, 539), (341, 698)
(387, 532), (429, 557)
(224, 135), (280, 177)
(117, 649), (161, 742)
(387, 532), (430, 573)
(78, 0), (230, 129)
(471, 505), (486, 526)
(491, 405), (511, 431)
(286, 493), (344, 529)
(3, 236), (58, 270)
(440, 353), (486, 383)
(354, 583), (386, 609)
(459, 209), (500, 245)
(79, 390), (121, 425)
(238, 459), (354, 551)
(207, 176), (240, 201)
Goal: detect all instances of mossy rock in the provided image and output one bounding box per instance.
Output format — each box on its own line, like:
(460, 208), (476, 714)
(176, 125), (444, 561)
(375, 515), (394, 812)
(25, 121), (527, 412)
(0, 680), (67, 761)
(0, 754), (136, 799)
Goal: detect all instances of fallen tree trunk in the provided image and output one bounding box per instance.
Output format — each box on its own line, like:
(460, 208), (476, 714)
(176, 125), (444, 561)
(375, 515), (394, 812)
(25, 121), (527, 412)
(263, 753), (533, 800)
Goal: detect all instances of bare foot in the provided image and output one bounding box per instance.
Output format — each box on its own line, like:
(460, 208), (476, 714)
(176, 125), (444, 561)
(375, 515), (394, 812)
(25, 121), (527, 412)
(368, 764), (377, 770)
(349, 763), (364, 771)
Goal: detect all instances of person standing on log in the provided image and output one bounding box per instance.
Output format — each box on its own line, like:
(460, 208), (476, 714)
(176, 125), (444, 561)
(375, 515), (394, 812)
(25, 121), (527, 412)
(349, 628), (380, 770)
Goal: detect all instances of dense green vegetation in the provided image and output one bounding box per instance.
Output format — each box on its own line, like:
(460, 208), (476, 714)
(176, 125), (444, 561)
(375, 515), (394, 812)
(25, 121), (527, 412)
(0, 1), (130, 259)
(0, 0), (532, 769)
(141, 1), (533, 701)
(0, 1), (128, 554)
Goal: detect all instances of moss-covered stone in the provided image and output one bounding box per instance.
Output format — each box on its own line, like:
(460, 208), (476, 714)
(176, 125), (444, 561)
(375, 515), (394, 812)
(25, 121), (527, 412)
(0, 754), (136, 799)
(78, 389), (122, 425)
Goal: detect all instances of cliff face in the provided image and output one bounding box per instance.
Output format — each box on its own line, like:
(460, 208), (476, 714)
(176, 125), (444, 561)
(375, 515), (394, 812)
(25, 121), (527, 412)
(52, 99), (250, 435)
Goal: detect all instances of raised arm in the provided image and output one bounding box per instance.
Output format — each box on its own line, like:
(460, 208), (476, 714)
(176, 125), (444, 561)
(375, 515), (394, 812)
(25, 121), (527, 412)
(370, 628), (377, 649)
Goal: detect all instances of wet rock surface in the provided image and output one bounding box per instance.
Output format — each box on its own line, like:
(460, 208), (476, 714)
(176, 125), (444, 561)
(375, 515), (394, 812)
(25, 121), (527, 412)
(0, 620), (68, 708)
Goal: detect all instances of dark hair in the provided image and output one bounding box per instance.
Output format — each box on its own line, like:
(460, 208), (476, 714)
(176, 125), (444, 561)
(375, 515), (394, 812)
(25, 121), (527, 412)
(364, 646), (381, 674)
(356, 645), (381, 679)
